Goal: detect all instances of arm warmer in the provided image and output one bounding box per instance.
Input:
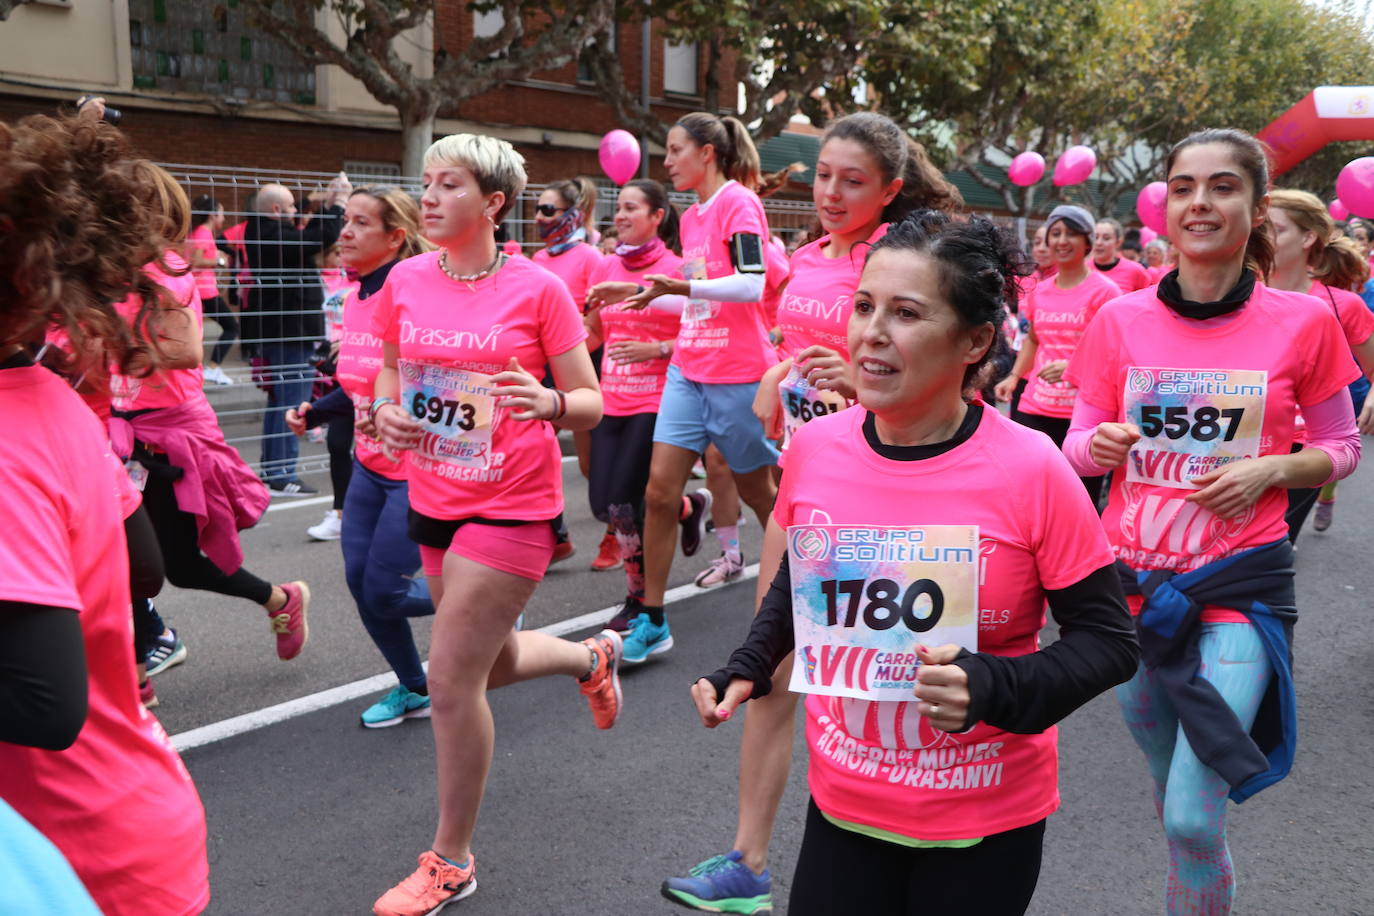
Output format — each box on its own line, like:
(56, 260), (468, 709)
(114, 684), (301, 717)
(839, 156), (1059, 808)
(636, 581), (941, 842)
(1302, 388), (1362, 484)
(702, 554), (796, 702)
(125, 505), (164, 601)
(304, 385), (353, 429)
(645, 294), (688, 315)
(689, 272), (765, 304)
(1063, 398), (1118, 477)
(952, 563), (1139, 734)
(0, 603), (88, 750)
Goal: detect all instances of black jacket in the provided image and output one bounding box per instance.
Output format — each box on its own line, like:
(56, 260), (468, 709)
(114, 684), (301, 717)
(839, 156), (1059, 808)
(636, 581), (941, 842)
(244, 205), (343, 344)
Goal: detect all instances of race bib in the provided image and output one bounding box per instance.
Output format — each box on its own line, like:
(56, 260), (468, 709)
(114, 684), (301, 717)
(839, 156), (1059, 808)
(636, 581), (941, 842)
(399, 361), (496, 468)
(1123, 367), (1267, 489)
(681, 256), (714, 322)
(788, 525), (979, 702)
(779, 364), (849, 447)
(125, 459), (149, 492)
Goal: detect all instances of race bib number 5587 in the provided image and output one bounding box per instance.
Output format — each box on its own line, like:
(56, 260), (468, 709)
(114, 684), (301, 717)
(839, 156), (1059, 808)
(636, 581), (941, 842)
(1123, 367), (1267, 489)
(787, 525), (979, 702)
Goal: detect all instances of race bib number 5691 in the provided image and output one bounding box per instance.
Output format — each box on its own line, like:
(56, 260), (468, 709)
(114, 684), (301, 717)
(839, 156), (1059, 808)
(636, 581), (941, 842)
(1123, 367), (1267, 489)
(399, 361), (496, 468)
(787, 525), (979, 702)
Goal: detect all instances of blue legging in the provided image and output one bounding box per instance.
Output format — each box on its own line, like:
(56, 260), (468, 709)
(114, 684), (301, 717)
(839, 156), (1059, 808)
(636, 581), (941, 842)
(1116, 622), (1272, 915)
(340, 459), (433, 692)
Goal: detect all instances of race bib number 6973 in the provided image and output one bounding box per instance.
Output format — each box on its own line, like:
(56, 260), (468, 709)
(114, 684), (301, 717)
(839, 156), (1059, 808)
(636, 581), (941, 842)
(399, 361), (496, 468)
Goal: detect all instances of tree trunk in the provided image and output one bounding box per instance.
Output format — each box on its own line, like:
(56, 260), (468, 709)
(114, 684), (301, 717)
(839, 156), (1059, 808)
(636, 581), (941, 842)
(400, 107), (437, 179)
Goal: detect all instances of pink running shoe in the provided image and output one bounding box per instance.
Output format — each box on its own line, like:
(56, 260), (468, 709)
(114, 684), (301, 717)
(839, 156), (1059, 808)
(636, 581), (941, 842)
(373, 850), (476, 916)
(268, 581), (310, 661)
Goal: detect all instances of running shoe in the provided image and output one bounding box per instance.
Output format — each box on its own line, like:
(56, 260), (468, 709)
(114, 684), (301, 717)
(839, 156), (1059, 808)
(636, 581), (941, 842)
(578, 630), (623, 729)
(361, 686), (432, 729)
(268, 581), (310, 660)
(145, 627), (187, 677)
(1313, 498), (1335, 532)
(307, 509), (343, 541)
(548, 540), (576, 567)
(138, 679), (159, 710)
(662, 850), (772, 915)
(695, 552), (745, 589)
(373, 850), (476, 916)
(268, 479), (319, 497)
(622, 614), (673, 665)
(607, 597), (644, 634)
(680, 488), (713, 557)
(590, 530), (623, 571)
(201, 365), (233, 386)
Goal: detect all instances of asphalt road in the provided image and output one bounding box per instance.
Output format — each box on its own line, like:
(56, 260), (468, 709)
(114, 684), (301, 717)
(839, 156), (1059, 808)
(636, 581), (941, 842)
(154, 442), (1374, 915)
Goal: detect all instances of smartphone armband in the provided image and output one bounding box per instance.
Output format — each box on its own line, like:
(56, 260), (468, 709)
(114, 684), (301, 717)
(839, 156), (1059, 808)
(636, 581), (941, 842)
(730, 232), (767, 274)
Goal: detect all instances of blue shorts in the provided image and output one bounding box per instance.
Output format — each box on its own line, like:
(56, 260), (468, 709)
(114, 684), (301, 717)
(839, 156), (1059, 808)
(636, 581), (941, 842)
(653, 365), (780, 474)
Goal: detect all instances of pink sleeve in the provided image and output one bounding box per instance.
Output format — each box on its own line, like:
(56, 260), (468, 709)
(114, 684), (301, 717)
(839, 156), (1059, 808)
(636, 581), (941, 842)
(721, 191), (770, 244)
(1063, 308), (1119, 409)
(1302, 389), (1361, 484)
(539, 275), (590, 358)
(1337, 289), (1374, 346)
(1023, 440), (1117, 589)
(1063, 399), (1119, 477)
(1298, 308), (1362, 407)
(369, 273), (398, 342)
(0, 480), (80, 610)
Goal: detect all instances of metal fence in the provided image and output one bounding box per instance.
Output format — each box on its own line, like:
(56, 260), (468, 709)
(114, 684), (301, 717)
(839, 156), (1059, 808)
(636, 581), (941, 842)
(159, 164), (817, 480)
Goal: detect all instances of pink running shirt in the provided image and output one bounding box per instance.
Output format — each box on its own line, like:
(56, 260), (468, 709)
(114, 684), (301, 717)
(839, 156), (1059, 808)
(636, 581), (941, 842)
(533, 242), (604, 311)
(1094, 257), (1152, 293)
(1308, 280), (1374, 348)
(675, 181), (780, 383)
(776, 226), (885, 358)
(110, 252), (205, 411)
(338, 285), (406, 480)
(1066, 282), (1357, 584)
(588, 247), (684, 415)
(1020, 270), (1120, 418)
(0, 366), (209, 916)
(777, 405), (1114, 841)
(186, 223), (219, 299)
(370, 252), (588, 521)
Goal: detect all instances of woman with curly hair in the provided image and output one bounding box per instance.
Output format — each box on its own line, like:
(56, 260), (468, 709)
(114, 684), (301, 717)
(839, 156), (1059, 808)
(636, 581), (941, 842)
(0, 113), (210, 916)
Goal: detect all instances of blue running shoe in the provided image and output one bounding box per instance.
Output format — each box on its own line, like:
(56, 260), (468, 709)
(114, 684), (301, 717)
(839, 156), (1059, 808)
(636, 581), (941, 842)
(662, 850), (772, 914)
(361, 686), (432, 729)
(621, 615), (673, 665)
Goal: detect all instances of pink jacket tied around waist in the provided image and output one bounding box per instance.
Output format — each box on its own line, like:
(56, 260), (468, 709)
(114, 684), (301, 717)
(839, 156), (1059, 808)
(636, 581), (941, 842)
(109, 396), (270, 575)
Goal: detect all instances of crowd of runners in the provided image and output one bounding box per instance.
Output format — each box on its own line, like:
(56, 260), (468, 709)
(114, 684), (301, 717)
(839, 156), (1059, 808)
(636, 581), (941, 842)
(0, 98), (1367, 916)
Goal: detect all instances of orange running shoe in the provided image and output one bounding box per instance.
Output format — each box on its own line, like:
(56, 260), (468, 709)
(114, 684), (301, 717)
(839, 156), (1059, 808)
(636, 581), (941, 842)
(373, 850), (476, 916)
(590, 529), (623, 571)
(578, 630), (623, 729)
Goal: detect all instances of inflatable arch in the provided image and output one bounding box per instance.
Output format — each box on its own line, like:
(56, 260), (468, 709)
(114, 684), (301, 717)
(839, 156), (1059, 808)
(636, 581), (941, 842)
(1259, 86), (1374, 177)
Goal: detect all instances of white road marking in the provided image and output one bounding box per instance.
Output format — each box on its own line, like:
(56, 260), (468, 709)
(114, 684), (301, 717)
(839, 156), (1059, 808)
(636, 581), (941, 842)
(170, 563), (760, 752)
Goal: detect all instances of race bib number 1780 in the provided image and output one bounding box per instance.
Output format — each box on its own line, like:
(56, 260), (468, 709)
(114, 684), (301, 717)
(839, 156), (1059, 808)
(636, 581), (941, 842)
(1123, 367), (1267, 489)
(787, 525), (979, 702)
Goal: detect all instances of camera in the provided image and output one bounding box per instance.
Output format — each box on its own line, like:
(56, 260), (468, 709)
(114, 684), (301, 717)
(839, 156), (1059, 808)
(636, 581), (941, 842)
(76, 95), (122, 125)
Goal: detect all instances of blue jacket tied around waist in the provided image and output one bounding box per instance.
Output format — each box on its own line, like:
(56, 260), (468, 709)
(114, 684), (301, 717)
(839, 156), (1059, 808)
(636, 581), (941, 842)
(1117, 538), (1296, 803)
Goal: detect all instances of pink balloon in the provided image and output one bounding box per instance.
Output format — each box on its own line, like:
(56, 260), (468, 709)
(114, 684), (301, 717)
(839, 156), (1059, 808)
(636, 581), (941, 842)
(1139, 226), (1158, 246)
(1330, 199), (1350, 221)
(1052, 145), (1096, 187)
(598, 129), (641, 186)
(1135, 181), (1168, 236)
(1336, 158), (1374, 219)
(1008, 151), (1045, 187)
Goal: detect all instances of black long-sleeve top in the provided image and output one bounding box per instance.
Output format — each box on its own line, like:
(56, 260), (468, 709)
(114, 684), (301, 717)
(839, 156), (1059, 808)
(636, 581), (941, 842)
(244, 205), (343, 343)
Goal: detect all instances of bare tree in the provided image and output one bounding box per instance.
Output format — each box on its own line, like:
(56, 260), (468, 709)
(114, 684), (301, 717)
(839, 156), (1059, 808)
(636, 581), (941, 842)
(237, 0), (614, 175)
(0, 0), (34, 21)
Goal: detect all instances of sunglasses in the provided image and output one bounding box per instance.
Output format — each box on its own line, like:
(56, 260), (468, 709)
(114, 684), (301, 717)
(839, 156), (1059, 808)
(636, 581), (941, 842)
(535, 204), (567, 217)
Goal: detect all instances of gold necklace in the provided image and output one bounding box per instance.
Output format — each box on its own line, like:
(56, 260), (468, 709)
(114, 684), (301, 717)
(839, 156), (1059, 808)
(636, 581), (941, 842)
(440, 248), (504, 287)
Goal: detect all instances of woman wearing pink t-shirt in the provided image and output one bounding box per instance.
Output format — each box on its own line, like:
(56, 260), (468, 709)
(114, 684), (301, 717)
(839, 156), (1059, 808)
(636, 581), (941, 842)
(1091, 217), (1153, 293)
(186, 195), (236, 385)
(691, 212), (1136, 915)
(994, 204), (1119, 504)
(1267, 189), (1374, 539)
(1063, 130), (1361, 914)
(0, 112), (210, 916)
(582, 179), (684, 630)
(368, 134), (620, 916)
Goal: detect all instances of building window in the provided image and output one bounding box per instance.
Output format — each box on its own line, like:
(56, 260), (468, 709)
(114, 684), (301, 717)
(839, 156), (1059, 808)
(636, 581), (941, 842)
(663, 40), (698, 96)
(473, 8), (503, 39)
(128, 0), (316, 104)
(576, 25), (614, 84)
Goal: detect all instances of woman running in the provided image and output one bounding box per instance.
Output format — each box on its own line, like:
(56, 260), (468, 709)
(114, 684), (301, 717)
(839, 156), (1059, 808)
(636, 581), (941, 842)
(1266, 189), (1374, 537)
(691, 211), (1137, 915)
(583, 178), (684, 630)
(601, 111), (783, 664)
(1063, 129), (1361, 915)
(0, 112), (210, 916)
(993, 204), (1119, 503)
(664, 111), (964, 914)
(285, 187), (438, 726)
(368, 134), (619, 916)
(186, 194), (236, 385)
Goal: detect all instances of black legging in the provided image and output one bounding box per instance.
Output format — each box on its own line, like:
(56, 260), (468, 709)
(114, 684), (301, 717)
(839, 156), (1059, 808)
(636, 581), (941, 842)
(1011, 407), (1105, 507)
(203, 295), (239, 366)
(788, 799), (1046, 915)
(326, 411), (354, 511)
(141, 468), (273, 605)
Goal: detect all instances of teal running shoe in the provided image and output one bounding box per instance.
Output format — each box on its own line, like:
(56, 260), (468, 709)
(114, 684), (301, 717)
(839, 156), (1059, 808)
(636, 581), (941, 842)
(360, 686), (431, 729)
(621, 615), (673, 665)
(662, 850), (772, 914)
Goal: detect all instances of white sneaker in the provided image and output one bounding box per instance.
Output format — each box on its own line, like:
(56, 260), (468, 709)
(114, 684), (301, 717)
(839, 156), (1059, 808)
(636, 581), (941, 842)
(307, 509), (342, 541)
(203, 365), (233, 386)
(694, 552), (745, 589)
